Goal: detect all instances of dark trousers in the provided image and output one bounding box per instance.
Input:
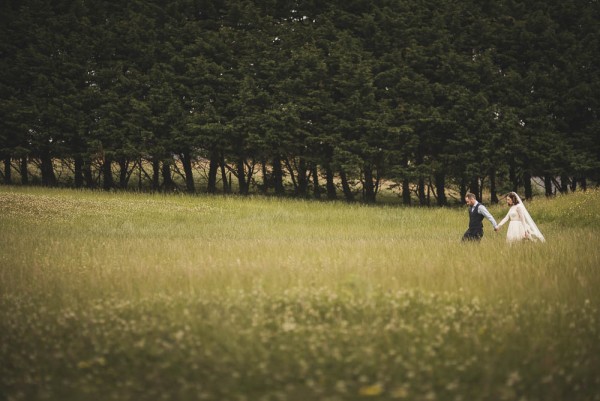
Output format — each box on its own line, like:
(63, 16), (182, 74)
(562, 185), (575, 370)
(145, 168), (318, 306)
(462, 228), (483, 242)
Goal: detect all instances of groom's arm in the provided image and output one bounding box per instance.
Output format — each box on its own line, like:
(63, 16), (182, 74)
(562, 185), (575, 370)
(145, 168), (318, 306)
(478, 205), (498, 229)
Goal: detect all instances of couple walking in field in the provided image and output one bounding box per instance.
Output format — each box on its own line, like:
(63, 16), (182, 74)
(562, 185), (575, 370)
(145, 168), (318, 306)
(462, 192), (545, 243)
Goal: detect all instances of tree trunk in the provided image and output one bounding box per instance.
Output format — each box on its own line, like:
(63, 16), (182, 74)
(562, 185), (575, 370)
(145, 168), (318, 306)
(459, 178), (467, 203)
(152, 158), (160, 191)
(74, 156), (84, 188)
(220, 154), (230, 194)
(469, 177), (479, 200)
(523, 170), (532, 200)
(402, 178), (411, 205)
(207, 151), (219, 193)
(284, 158), (298, 192)
(570, 176), (577, 192)
(418, 176), (426, 205)
(581, 177), (587, 191)
(83, 157), (96, 188)
(272, 156), (284, 195)
(138, 158), (143, 191)
(118, 158), (129, 189)
(20, 156), (28, 185)
(261, 160), (269, 194)
(427, 181), (431, 206)
(325, 164), (336, 200)
(181, 151), (195, 193)
(363, 164), (376, 203)
(560, 174), (569, 194)
(83, 158), (94, 188)
(161, 159), (176, 192)
(3, 157), (12, 184)
(544, 175), (553, 197)
(40, 153), (57, 187)
(102, 154), (114, 190)
(297, 157), (308, 197)
(340, 168), (354, 202)
(237, 157), (248, 195)
(434, 172), (447, 206)
(416, 151), (426, 205)
(311, 165), (320, 199)
(480, 184), (484, 202)
(323, 148), (336, 200)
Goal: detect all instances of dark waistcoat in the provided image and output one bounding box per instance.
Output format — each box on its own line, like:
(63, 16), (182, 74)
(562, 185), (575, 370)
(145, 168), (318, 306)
(469, 203), (485, 230)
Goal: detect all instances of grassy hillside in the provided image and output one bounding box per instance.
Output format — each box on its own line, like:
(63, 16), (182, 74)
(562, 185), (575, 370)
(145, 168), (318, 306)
(1, 186), (599, 400)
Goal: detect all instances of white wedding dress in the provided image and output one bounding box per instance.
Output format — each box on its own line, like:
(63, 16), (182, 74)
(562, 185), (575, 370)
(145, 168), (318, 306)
(497, 195), (545, 243)
(498, 205), (529, 242)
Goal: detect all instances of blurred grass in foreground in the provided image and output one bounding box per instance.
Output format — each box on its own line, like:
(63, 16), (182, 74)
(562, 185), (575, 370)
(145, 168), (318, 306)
(1, 186), (599, 401)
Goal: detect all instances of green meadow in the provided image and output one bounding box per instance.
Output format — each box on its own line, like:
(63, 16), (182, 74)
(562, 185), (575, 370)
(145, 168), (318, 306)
(1, 186), (599, 401)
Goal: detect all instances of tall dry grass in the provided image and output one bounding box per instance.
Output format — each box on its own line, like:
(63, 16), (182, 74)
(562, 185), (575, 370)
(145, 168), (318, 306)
(1, 186), (599, 400)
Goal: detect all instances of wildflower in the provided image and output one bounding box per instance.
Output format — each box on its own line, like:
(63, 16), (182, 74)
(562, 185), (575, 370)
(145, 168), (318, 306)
(446, 381), (459, 391)
(506, 371), (521, 386)
(282, 321), (297, 332)
(359, 383), (383, 396)
(391, 387), (408, 398)
(335, 380), (347, 394)
(424, 390), (436, 400)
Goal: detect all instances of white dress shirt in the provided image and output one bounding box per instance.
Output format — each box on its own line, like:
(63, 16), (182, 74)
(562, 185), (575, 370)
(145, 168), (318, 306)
(472, 201), (498, 228)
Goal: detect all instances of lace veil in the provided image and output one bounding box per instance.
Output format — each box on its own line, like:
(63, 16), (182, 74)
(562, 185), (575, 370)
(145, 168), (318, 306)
(513, 192), (546, 242)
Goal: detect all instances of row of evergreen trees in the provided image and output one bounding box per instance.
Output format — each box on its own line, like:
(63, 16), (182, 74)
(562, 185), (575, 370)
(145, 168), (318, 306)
(1, 0), (599, 204)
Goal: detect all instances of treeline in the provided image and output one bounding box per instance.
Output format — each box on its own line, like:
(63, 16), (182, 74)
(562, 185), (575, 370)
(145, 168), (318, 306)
(1, 0), (599, 204)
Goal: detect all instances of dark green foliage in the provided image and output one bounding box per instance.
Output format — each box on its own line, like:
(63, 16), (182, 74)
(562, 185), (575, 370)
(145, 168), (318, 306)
(0, 0), (598, 201)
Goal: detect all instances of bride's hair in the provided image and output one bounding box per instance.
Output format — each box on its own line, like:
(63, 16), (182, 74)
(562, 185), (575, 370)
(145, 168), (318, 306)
(507, 192), (520, 205)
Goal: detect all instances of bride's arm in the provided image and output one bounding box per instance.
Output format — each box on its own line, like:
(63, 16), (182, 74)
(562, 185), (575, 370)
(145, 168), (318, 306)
(497, 212), (510, 228)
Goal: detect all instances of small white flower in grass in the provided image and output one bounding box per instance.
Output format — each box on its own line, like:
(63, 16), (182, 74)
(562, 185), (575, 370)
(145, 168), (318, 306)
(335, 380), (347, 393)
(282, 320), (296, 332)
(391, 387), (408, 399)
(174, 330), (184, 341)
(446, 381), (458, 391)
(506, 371), (521, 386)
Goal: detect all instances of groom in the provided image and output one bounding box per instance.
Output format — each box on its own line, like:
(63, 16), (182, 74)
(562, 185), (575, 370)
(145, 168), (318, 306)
(462, 193), (498, 241)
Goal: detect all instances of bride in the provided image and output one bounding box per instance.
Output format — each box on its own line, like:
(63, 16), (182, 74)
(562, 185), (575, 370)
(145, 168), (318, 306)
(495, 192), (545, 243)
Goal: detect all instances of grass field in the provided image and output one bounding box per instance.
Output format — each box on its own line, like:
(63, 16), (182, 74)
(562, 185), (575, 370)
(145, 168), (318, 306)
(1, 186), (599, 401)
